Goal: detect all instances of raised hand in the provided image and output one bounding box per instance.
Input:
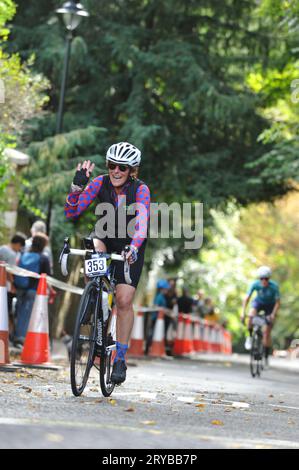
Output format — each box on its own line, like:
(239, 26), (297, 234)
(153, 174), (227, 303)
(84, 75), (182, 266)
(73, 160), (95, 188)
(76, 160), (95, 178)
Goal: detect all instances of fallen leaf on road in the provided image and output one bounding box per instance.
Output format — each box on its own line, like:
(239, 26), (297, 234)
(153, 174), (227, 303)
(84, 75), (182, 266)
(124, 407), (135, 412)
(108, 399), (117, 406)
(149, 430), (163, 435)
(45, 433), (64, 443)
(268, 394), (274, 398)
(224, 408), (232, 412)
(264, 432), (272, 436)
(273, 408), (287, 413)
(288, 419), (295, 425)
(94, 399), (103, 404)
(89, 388), (99, 392)
(141, 421), (157, 426)
(20, 386), (32, 393)
(196, 404), (206, 409)
(211, 420), (224, 426)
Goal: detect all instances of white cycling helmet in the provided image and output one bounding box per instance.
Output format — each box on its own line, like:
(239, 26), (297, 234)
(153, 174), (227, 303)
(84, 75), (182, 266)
(257, 266), (272, 279)
(106, 142), (141, 167)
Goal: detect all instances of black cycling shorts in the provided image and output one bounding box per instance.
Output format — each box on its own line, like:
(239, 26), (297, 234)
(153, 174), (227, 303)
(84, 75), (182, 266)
(89, 233), (146, 289)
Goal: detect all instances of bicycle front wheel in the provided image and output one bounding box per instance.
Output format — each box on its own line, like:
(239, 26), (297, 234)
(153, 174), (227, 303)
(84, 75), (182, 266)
(70, 281), (98, 396)
(99, 307), (117, 397)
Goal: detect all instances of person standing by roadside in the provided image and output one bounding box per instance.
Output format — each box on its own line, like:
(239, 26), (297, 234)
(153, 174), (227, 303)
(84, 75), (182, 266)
(0, 233), (26, 339)
(145, 279), (170, 354)
(25, 220), (53, 274)
(164, 278), (178, 347)
(177, 287), (194, 314)
(14, 233), (52, 346)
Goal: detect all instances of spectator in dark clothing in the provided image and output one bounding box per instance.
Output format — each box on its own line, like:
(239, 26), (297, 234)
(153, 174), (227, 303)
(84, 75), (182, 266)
(177, 288), (194, 314)
(165, 278), (178, 310)
(164, 278), (178, 350)
(14, 234), (51, 345)
(0, 233), (26, 340)
(195, 289), (205, 318)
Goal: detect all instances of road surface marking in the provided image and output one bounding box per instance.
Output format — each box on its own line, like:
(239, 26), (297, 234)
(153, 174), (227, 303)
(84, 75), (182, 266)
(113, 391), (157, 400)
(268, 404), (299, 411)
(177, 396), (251, 409)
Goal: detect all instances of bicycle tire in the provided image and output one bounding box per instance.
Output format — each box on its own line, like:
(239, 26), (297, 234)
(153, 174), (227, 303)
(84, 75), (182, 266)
(70, 281), (98, 396)
(250, 333), (259, 378)
(99, 305), (116, 397)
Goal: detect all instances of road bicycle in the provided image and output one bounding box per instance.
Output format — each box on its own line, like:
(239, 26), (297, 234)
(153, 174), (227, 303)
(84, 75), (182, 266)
(250, 312), (271, 378)
(59, 237), (131, 397)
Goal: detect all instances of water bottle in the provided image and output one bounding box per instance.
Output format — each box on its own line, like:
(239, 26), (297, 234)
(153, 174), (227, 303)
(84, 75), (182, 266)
(102, 291), (109, 321)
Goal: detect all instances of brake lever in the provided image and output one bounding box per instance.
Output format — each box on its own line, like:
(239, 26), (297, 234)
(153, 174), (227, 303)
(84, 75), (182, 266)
(123, 245), (132, 285)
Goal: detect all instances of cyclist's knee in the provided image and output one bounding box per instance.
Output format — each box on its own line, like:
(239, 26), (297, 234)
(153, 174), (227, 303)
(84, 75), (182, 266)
(116, 292), (133, 312)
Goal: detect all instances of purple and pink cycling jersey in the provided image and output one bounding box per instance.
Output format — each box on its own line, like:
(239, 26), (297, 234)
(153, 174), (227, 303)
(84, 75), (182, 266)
(64, 175), (150, 250)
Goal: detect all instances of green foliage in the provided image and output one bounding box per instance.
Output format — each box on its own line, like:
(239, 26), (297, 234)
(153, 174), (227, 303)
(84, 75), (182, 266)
(0, 0), (16, 39)
(9, 0), (292, 212)
(180, 207), (256, 347)
(237, 194), (299, 348)
(0, 0), (50, 239)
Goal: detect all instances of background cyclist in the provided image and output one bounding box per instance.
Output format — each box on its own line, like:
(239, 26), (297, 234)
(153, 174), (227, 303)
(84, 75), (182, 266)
(65, 142), (150, 384)
(241, 266), (281, 364)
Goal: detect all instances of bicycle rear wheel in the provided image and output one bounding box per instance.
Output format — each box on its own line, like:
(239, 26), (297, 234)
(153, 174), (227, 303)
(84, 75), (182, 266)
(70, 281), (98, 396)
(99, 307), (116, 397)
(250, 333), (261, 378)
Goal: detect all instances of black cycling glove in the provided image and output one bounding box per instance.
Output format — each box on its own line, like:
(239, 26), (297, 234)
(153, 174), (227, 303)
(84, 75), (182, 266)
(73, 168), (89, 188)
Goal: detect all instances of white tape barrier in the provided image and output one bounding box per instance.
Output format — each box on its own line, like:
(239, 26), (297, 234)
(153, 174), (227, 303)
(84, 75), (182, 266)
(5, 264), (84, 296)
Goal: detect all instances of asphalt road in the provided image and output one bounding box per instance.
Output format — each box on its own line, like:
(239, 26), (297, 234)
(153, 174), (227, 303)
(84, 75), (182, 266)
(0, 357), (298, 449)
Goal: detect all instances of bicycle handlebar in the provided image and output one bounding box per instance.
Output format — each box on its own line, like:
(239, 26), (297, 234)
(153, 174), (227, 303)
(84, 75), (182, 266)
(68, 248), (124, 262)
(59, 239), (132, 285)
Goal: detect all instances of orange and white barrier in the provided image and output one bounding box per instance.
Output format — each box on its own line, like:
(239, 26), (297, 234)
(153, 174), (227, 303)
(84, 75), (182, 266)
(0, 263), (10, 367)
(128, 310), (144, 357)
(173, 314), (185, 356)
(193, 318), (202, 352)
(149, 310), (166, 358)
(222, 329), (232, 355)
(181, 315), (194, 356)
(172, 314), (232, 357)
(20, 274), (51, 365)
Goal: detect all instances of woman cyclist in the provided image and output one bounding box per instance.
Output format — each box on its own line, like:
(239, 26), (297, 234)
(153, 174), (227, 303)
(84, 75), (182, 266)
(65, 142), (150, 384)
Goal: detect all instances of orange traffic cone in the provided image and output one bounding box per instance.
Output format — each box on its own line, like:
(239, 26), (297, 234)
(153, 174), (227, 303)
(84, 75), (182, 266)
(202, 320), (210, 352)
(193, 318), (203, 352)
(223, 329), (232, 355)
(128, 310), (144, 357)
(173, 313), (185, 356)
(210, 324), (217, 353)
(181, 315), (194, 356)
(19, 274), (58, 369)
(0, 263), (10, 368)
(149, 310), (166, 358)
(215, 325), (222, 353)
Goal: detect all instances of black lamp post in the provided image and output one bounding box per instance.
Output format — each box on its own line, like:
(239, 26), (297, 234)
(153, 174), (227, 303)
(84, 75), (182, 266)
(55, 1), (89, 134)
(46, 2), (89, 234)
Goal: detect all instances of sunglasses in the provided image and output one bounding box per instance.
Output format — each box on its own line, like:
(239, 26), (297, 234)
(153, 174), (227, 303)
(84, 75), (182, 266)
(260, 277), (269, 281)
(108, 162), (130, 172)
